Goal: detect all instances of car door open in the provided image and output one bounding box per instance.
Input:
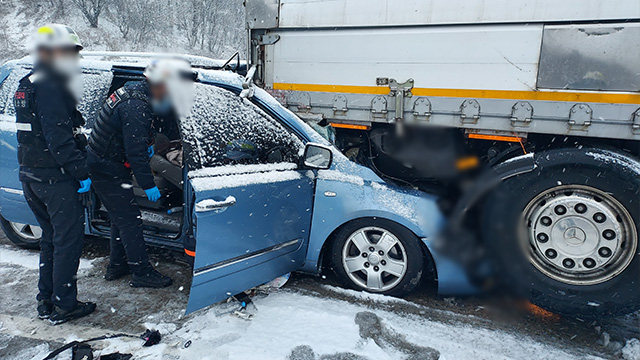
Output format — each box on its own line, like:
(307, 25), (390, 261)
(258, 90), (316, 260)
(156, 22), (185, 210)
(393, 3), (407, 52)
(182, 82), (314, 313)
(186, 164), (314, 313)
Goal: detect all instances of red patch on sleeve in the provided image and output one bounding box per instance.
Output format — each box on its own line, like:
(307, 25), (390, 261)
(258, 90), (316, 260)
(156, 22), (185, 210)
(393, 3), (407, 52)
(15, 92), (25, 100)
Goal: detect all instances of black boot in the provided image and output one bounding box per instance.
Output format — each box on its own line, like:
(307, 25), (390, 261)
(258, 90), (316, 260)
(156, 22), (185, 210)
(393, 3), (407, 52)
(37, 300), (53, 319)
(104, 263), (131, 281)
(130, 268), (173, 288)
(49, 301), (97, 325)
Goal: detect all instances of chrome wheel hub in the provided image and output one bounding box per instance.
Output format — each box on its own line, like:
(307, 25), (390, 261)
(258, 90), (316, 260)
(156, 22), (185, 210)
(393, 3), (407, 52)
(342, 226), (408, 292)
(524, 185), (637, 285)
(9, 221), (42, 240)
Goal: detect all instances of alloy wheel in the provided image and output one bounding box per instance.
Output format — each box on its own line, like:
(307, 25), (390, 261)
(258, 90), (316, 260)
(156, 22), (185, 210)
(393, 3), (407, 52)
(341, 226), (408, 292)
(9, 221), (42, 240)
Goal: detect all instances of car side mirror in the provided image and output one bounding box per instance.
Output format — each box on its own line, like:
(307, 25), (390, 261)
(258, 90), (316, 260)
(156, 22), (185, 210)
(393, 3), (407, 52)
(303, 143), (333, 170)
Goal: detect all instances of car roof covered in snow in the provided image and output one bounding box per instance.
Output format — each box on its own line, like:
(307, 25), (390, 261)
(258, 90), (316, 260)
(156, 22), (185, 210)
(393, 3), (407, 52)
(3, 52), (328, 145)
(9, 51), (245, 72)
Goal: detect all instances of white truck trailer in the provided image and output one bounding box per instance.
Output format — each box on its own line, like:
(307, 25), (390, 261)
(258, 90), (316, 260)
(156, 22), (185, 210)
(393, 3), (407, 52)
(245, 0), (640, 317)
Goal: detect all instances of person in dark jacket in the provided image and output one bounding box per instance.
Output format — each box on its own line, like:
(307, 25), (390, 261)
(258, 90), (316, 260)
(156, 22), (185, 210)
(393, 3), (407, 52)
(87, 58), (194, 288)
(15, 24), (96, 325)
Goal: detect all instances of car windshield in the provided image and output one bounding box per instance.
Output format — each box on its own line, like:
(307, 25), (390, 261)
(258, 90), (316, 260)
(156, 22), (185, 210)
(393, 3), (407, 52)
(181, 83), (304, 170)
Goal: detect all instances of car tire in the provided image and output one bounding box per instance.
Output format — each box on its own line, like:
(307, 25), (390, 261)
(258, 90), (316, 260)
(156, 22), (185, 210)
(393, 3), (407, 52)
(0, 215), (41, 249)
(482, 148), (640, 318)
(328, 218), (426, 297)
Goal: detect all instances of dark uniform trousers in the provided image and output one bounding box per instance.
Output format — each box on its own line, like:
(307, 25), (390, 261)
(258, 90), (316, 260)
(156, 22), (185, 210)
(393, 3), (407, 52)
(22, 180), (85, 311)
(88, 154), (150, 275)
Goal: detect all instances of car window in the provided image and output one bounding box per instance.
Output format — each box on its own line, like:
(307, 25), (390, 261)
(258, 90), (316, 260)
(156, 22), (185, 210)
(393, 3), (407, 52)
(0, 67), (112, 124)
(0, 66), (29, 115)
(78, 70), (114, 127)
(182, 83), (304, 170)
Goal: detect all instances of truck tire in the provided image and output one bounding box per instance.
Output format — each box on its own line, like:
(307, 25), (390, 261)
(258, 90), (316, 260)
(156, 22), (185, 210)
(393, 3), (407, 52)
(0, 215), (41, 249)
(328, 218), (425, 297)
(482, 148), (640, 318)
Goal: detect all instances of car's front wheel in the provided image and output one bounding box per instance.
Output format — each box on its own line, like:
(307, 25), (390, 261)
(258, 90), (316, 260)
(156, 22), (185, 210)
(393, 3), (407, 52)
(328, 218), (426, 296)
(0, 215), (41, 249)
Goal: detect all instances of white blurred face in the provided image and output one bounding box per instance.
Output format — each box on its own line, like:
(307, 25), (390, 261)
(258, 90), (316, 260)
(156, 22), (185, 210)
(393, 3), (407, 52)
(166, 76), (195, 118)
(38, 47), (80, 77)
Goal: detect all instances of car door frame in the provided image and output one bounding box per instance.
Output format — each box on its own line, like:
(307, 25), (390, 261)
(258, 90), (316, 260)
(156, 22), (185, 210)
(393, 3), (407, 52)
(183, 81), (321, 313)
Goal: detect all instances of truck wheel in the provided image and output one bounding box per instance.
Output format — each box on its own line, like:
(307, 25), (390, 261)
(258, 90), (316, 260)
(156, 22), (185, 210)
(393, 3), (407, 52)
(482, 148), (640, 318)
(328, 218), (425, 296)
(0, 216), (41, 249)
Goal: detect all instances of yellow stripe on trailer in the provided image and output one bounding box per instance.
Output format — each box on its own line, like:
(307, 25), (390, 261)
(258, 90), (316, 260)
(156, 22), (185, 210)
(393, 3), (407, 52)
(272, 83), (640, 105)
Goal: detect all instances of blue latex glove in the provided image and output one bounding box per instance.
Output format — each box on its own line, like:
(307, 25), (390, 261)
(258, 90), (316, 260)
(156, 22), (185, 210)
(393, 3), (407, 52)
(147, 145), (154, 158)
(144, 186), (161, 202)
(77, 178), (92, 193)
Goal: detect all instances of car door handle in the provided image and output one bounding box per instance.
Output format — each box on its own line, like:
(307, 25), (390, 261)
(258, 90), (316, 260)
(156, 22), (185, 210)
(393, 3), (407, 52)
(195, 196), (237, 212)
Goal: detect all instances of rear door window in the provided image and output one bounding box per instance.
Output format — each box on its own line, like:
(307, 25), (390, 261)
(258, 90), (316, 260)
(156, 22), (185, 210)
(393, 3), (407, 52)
(0, 66), (29, 115)
(77, 70), (114, 127)
(0, 67), (112, 122)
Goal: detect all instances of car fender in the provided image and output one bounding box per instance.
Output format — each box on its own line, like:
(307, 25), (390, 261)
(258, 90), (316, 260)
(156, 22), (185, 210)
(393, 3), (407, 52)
(301, 156), (446, 272)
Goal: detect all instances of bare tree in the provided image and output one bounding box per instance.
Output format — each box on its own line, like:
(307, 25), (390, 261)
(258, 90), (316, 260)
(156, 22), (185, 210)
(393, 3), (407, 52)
(70, 0), (109, 28)
(48, 0), (66, 18)
(108, 0), (167, 46)
(108, 0), (131, 38)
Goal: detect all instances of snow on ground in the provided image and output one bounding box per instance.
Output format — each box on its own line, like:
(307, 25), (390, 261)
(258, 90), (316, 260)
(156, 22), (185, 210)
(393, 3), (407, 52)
(0, 245), (94, 271)
(2, 231), (638, 360)
(0, 240), (621, 360)
(622, 339), (640, 360)
(3, 290), (609, 360)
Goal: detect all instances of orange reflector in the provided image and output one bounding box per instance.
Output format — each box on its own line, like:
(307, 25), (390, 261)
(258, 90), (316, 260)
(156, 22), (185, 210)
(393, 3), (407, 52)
(330, 123), (370, 130)
(184, 249), (196, 257)
(456, 156), (479, 170)
(468, 133), (524, 142)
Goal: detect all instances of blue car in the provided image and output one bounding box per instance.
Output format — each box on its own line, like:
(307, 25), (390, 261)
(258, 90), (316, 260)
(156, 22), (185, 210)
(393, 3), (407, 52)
(0, 53), (462, 313)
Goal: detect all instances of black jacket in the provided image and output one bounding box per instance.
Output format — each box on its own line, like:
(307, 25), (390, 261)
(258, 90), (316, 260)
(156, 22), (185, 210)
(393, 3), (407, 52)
(15, 65), (88, 183)
(88, 81), (157, 190)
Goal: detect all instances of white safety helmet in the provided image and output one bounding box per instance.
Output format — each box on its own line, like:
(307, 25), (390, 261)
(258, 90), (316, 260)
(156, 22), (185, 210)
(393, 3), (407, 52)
(144, 58), (194, 85)
(29, 24), (83, 52)
(145, 58), (196, 118)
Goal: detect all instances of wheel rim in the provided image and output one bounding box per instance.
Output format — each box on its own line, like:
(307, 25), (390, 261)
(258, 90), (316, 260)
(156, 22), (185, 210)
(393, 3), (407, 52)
(341, 226), (408, 292)
(523, 185), (637, 286)
(9, 222), (42, 241)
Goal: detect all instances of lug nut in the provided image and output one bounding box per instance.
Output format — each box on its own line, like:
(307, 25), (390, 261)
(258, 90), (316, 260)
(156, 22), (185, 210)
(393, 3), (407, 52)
(373, 266), (379, 272)
(540, 217), (552, 226)
(378, 250), (384, 256)
(369, 247), (375, 252)
(545, 249), (557, 259)
(583, 258), (596, 269)
(598, 247), (612, 257)
(562, 258), (575, 268)
(362, 253), (368, 258)
(381, 260), (387, 266)
(554, 205), (567, 215)
(536, 233), (549, 243)
(364, 262), (370, 268)
(575, 203), (587, 214)
(602, 229), (616, 240)
(593, 212), (606, 223)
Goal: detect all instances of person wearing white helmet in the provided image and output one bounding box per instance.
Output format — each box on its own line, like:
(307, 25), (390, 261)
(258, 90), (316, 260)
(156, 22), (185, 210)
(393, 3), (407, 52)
(30, 23), (84, 77)
(87, 58), (195, 289)
(15, 24), (95, 325)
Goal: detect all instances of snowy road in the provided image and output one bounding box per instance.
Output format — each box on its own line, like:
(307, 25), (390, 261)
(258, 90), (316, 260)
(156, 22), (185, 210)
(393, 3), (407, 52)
(0, 234), (638, 360)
